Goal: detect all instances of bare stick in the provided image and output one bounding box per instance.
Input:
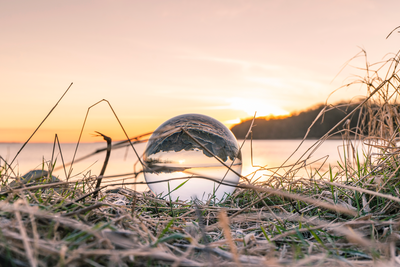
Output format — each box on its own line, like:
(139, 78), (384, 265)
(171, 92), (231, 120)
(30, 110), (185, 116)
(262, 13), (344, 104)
(218, 209), (241, 267)
(50, 134), (68, 180)
(93, 132), (112, 199)
(15, 201), (38, 267)
(10, 83), (73, 168)
(386, 25), (400, 39)
(68, 99), (144, 180)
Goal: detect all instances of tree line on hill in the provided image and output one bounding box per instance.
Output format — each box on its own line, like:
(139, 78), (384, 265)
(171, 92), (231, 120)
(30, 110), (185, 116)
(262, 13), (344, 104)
(230, 103), (365, 139)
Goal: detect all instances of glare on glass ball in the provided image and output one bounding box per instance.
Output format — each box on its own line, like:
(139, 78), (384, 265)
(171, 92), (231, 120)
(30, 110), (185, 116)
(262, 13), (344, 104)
(143, 114), (242, 202)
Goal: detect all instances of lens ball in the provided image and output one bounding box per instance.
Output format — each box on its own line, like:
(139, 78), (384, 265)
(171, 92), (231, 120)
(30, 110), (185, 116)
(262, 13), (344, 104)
(143, 114), (242, 202)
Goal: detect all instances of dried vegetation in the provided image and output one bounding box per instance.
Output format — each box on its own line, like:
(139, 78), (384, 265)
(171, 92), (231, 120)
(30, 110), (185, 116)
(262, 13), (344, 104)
(1, 51), (400, 266)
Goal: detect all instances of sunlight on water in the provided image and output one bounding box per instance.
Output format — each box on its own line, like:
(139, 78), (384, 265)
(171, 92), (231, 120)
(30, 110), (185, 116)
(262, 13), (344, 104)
(143, 114), (242, 202)
(0, 138), (369, 194)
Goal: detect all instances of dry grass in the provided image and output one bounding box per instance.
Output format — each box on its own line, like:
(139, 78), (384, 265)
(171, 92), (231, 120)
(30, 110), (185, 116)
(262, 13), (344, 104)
(1, 50), (400, 266)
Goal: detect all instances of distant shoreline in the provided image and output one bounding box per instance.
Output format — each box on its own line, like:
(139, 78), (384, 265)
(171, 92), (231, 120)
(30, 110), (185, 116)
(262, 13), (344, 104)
(230, 102), (363, 140)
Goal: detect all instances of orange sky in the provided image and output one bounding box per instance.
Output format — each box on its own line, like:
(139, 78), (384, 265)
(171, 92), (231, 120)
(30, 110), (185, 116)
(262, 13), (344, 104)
(1, 1), (399, 143)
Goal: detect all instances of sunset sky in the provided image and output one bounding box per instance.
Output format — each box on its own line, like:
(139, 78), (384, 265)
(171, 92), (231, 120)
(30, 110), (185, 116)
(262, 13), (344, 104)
(1, 1), (399, 143)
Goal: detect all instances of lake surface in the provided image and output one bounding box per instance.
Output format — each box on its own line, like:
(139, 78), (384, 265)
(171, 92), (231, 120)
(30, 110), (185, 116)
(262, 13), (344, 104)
(0, 139), (366, 191)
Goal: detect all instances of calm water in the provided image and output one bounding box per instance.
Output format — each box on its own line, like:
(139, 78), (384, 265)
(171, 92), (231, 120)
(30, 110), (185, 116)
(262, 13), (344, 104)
(0, 139), (364, 191)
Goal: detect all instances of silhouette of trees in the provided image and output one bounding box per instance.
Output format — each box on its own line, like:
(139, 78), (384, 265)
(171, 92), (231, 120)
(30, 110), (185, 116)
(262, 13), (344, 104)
(230, 103), (364, 139)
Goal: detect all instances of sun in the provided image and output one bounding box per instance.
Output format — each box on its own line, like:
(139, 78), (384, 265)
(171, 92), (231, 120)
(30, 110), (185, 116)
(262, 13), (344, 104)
(228, 97), (289, 118)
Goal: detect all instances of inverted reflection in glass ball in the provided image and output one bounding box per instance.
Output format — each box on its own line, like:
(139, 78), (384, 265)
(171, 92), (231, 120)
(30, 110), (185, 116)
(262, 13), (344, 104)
(143, 114), (242, 202)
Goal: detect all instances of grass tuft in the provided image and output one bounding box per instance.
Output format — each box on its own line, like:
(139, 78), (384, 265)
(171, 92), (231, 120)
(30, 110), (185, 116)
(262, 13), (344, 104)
(1, 50), (400, 266)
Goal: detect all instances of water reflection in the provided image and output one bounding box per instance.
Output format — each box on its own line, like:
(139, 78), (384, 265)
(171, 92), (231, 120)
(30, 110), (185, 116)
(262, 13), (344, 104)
(241, 139), (368, 183)
(0, 139), (368, 192)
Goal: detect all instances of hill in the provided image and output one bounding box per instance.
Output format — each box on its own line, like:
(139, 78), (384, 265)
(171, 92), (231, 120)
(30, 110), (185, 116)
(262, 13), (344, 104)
(230, 103), (362, 139)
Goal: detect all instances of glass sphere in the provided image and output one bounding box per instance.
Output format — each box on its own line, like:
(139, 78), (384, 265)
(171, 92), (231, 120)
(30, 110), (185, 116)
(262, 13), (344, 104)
(143, 114), (242, 202)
